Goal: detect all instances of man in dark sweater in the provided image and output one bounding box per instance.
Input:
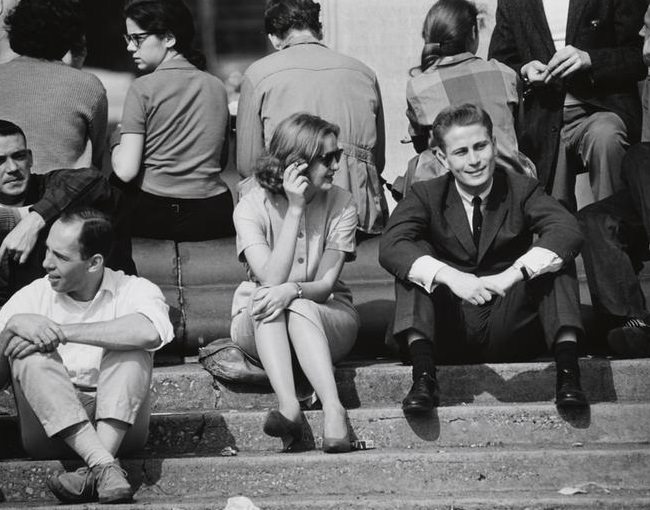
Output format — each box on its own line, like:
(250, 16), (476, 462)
(0, 119), (132, 305)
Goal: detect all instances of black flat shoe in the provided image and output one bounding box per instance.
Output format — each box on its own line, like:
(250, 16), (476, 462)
(402, 372), (440, 415)
(263, 410), (304, 452)
(555, 368), (588, 408)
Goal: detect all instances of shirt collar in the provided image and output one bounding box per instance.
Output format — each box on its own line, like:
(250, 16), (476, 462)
(454, 178), (493, 206)
(154, 55), (195, 72)
(425, 52), (478, 71)
(281, 33), (324, 49)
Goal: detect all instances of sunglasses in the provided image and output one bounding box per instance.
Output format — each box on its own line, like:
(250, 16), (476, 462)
(317, 148), (343, 166)
(123, 32), (158, 49)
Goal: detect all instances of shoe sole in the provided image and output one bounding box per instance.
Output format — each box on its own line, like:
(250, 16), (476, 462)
(555, 397), (589, 408)
(98, 490), (133, 504)
(402, 402), (437, 415)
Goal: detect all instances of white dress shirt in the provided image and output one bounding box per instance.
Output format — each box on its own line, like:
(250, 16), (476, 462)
(408, 179), (564, 293)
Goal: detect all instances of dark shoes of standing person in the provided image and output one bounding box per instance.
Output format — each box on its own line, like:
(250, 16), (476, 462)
(263, 410), (306, 452)
(47, 461), (133, 504)
(555, 368), (588, 408)
(402, 372), (440, 415)
(607, 320), (650, 358)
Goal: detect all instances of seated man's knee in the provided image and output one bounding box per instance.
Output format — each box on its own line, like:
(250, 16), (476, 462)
(587, 112), (627, 146)
(11, 351), (61, 380)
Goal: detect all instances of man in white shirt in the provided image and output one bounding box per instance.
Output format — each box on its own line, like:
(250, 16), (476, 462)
(379, 104), (587, 414)
(0, 208), (174, 504)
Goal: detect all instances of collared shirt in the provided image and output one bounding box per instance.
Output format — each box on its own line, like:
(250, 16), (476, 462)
(406, 53), (520, 171)
(231, 183), (357, 315)
(236, 34), (387, 234)
(408, 178), (563, 292)
(120, 55), (229, 199)
(0, 268), (174, 387)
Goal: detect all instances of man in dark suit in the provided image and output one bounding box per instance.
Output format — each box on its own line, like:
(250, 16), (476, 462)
(488, 0), (646, 210)
(379, 104), (587, 414)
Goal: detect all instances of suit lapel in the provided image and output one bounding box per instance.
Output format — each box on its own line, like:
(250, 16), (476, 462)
(566, 0), (589, 46)
(444, 178), (476, 258)
(477, 171), (509, 263)
(526, 0), (556, 59)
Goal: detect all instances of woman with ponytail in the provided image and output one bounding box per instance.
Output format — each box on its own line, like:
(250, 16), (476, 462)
(231, 113), (359, 454)
(111, 0), (234, 241)
(406, 0), (532, 177)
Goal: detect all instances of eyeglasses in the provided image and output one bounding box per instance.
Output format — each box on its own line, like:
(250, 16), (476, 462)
(317, 148), (343, 167)
(123, 32), (157, 49)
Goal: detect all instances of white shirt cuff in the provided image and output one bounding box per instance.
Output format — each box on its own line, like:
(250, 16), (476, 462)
(407, 255), (449, 293)
(515, 247), (563, 279)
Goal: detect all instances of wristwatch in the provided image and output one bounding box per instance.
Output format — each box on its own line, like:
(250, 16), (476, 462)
(294, 282), (303, 299)
(512, 261), (530, 281)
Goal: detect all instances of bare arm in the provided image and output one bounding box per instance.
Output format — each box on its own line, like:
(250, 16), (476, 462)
(0, 328), (13, 390)
(111, 133), (145, 183)
(60, 313), (162, 351)
(242, 162), (309, 285)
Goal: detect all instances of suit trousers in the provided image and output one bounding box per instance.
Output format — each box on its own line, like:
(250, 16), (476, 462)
(552, 104), (628, 211)
(392, 266), (583, 364)
(11, 349), (152, 460)
(578, 143), (650, 320)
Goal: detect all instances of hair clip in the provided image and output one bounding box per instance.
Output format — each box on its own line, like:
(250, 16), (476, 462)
(424, 42), (442, 52)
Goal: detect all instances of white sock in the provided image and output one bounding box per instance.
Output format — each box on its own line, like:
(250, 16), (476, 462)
(96, 419), (129, 456)
(61, 422), (114, 468)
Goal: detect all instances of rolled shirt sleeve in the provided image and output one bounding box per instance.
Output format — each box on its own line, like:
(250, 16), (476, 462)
(122, 278), (175, 351)
(325, 197), (357, 261)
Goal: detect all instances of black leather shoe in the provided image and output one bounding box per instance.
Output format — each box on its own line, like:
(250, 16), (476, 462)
(608, 324), (650, 358)
(402, 372), (440, 415)
(555, 368), (588, 408)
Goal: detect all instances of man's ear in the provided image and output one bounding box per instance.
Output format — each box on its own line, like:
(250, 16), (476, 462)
(26, 149), (33, 171)
(87, 254), (104, 273)
(267, 33), (283, 50)
(434, 146), (450, 170)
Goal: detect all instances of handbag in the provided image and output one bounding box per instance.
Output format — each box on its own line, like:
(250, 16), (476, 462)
(198, 337), (270, 387)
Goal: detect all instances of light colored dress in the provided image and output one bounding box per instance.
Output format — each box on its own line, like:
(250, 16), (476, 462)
(230, 183), (360, 357)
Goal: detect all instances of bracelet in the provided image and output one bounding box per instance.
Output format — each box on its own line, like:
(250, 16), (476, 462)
(294, 282), (303, 299)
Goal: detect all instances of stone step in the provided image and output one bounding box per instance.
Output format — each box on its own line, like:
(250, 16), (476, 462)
(2, 445), (649, 504)
(2, 402), (649, 459)
(3, 492), (650, 510)
(2, 358), (649, 416)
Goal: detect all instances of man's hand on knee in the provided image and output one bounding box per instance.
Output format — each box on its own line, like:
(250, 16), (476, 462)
(480, 267), (523, 298)
(7, 314), (64, 352)
(0, 211), (45, 265)
(4, 336), (40, 359)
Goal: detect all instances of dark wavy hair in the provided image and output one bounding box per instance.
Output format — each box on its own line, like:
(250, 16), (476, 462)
(255, 113), (340, 195)
(124, 0), (206, 70)
(6, 0), (85, 60)
(59, 207), (114, 261)
(431, 103), (493, 151)
(417, 0), (478, 72)
(264, 0), (323, 40)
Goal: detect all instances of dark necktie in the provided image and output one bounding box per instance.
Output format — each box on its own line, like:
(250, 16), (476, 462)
(472, 196), (482, 247)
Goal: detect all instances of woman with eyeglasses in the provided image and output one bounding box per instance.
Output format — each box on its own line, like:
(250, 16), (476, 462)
(231, 113), (359, 454)
(111, 0), (234, 241)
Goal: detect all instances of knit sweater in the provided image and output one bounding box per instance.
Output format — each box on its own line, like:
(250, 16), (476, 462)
(0, 56), (108, 174)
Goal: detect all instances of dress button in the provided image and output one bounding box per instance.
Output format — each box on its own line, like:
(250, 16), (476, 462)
(298, 231), (304, 238)
(297, 257), (304, 264)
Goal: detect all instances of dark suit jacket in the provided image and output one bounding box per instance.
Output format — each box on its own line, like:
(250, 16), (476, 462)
(488, 0), (646, 190)
(379, 168), (583, 281)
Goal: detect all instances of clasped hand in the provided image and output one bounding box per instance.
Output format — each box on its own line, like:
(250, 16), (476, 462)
(251, 283), (297, 323)
(0, 211), (45, 265)
(438, 267), (519, 306)
(522, 46), (591, 86)
(2, 314), (64, 359)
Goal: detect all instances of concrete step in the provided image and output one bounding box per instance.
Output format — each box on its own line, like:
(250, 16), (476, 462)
(2, 445), (649, 504)
(2, 402), (649, 459)
(2, 358), (649, 416)
(3, 492), (650, 509)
